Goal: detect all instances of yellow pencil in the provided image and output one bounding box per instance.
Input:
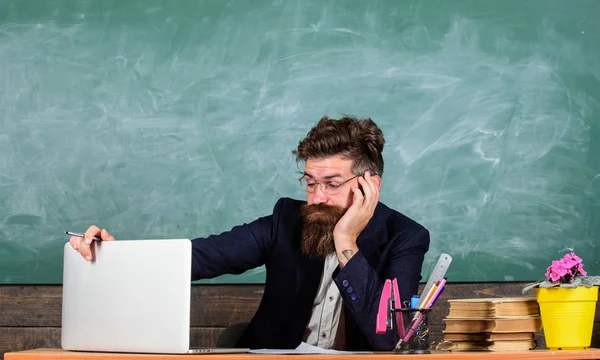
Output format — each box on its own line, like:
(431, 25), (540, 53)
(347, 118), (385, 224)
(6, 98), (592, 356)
(420, 280), (440, 308)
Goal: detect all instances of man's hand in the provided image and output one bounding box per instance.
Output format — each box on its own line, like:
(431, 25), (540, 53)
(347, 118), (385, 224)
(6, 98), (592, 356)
(69, 225), (115, 261)
(333, 171), (381, 267)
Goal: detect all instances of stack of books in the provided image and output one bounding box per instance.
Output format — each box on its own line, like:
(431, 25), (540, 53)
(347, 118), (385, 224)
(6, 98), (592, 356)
(442, 297), (542, 351)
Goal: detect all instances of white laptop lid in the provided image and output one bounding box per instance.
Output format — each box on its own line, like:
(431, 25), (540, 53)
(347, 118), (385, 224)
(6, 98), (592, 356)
(61, 239), (192, 354)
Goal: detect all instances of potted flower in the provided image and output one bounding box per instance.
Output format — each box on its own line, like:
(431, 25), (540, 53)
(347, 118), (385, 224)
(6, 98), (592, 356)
(523, 252), (600, 350)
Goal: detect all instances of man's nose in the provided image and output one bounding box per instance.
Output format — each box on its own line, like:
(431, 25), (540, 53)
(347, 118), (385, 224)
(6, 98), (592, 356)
(311, 185), (328, 204)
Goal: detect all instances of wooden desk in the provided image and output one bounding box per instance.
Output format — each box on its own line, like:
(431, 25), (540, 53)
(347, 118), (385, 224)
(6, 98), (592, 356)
(5, 348), (600, 360)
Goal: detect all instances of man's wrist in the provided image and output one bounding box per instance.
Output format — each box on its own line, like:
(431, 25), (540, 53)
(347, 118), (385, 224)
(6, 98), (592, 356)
(336, 244), (359, 269)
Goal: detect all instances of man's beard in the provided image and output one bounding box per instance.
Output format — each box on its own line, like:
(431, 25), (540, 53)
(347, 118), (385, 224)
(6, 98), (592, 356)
(299, 203), (347, 260)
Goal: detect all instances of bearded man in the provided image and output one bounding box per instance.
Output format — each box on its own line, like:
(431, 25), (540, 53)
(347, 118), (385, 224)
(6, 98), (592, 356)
(71, 115), (430, 351)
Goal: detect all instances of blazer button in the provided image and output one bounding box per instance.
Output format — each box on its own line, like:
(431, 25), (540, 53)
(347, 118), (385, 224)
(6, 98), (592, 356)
(346, 286), (353, 294)
(342, 280), (349, 287)
(350, 293), (358, 301)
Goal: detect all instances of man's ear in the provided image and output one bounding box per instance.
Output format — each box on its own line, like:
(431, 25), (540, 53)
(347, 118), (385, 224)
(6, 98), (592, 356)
(371, 174), (382, 189)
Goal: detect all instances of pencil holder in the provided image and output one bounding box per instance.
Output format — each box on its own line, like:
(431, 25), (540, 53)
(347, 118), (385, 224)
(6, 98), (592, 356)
(393, 308), (432, 354)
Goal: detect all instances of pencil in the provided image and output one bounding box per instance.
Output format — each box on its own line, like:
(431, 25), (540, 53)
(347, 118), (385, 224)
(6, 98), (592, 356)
(65, 231), (102, 242)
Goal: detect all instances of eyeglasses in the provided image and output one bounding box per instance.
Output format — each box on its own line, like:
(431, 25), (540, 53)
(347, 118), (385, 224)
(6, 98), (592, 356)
(298, 174), (360, 195)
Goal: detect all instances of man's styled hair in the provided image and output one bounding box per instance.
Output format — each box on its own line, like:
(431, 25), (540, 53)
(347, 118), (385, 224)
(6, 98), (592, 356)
(292, 115), (385, 176)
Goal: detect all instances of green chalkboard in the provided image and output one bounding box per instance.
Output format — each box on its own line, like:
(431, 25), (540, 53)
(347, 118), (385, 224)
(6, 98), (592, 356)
(1, 0), (599, 284)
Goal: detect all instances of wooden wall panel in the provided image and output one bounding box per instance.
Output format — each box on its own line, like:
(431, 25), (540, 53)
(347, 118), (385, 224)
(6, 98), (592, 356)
(0, 328), (60, 356)
(0, 286), (62, 327)
(0, 285), (262, 328)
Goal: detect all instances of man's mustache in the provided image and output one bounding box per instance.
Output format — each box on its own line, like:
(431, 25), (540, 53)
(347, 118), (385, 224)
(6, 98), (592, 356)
(300, 204), (346, 220)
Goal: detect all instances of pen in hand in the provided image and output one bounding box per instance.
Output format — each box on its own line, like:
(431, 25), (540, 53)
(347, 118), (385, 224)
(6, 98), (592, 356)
(65, 231), (103, 242)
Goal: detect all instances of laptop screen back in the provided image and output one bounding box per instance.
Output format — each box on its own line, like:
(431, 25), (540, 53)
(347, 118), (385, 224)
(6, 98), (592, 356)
(61, 239), (192, 354)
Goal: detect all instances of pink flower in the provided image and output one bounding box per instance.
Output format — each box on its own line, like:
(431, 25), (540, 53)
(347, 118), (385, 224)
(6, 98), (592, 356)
(570, 252), (583, 264)
(551, 260), (561, 267)
(577, 263), (587, 277)
(549, 271), (561, 282)
(544, 252), (589, 284)
(560, 257), (574, 269)
(553, 265), (568, 277)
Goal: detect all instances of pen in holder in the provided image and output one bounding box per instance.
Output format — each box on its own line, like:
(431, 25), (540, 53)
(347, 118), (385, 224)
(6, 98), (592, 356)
(393, 308), (432, 354)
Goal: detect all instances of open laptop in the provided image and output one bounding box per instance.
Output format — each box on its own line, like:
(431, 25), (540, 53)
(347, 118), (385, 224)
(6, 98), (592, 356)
(61, 239), (249, 354)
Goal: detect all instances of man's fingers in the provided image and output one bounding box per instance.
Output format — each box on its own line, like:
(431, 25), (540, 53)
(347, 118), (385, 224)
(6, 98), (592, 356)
(69, 236), (92, 261)
(358, 176), (373, 205)
(351, 184), (364, 206)
(69, 236), (80, 250)
(80, 246), (93, 261)
(358, 173), (379, 214)
(68, 225), (110, 262)
(84, 225), (102, 245)
(101, 228), (115, 241)
(363, 171), (378, 196)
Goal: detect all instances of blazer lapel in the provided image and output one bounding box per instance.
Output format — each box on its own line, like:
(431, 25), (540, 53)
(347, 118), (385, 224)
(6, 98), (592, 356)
(294, 245), (324, 317)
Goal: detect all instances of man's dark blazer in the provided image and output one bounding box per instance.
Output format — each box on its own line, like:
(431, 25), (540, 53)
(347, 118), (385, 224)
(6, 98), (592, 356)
(191, 197), (430, 351)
